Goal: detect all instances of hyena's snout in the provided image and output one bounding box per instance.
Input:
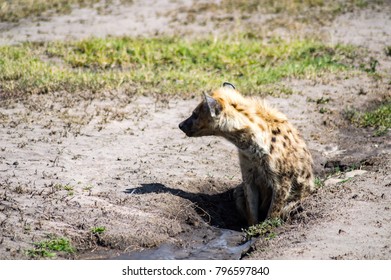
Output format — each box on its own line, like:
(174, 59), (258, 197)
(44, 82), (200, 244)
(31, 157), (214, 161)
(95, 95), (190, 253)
(179, 117), (193, 136)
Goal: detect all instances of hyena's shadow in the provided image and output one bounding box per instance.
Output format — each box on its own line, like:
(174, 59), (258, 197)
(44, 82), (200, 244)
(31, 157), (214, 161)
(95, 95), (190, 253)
(124, 183), (246, 231)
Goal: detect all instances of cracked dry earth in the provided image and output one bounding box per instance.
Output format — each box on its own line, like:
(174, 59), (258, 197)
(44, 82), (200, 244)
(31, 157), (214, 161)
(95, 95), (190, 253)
(0, 0), (390, 259)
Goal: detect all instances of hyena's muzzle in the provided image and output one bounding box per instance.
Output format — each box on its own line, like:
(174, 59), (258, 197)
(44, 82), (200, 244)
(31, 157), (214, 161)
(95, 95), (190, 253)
(178, 116), (195, 137)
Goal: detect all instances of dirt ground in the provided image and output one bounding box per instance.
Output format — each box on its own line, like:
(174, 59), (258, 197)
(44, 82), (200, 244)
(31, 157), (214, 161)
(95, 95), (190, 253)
(0, 0), (390, 259)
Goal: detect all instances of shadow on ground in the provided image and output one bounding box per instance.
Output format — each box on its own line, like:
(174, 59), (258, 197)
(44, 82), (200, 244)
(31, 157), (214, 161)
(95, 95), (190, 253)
(121, 183), (255, 260)
(125, 183), (246, 231)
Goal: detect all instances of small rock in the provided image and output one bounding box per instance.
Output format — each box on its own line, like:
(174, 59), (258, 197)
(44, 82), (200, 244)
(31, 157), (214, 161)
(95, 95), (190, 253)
(344, 170), (367, 178)
(324, 178), (344, 187)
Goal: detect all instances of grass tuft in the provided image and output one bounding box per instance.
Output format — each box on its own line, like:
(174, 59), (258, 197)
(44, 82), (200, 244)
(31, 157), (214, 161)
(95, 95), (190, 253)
(345, 102), (391, 136)
(0, 0), (97, 22)
(26, 236), (75, 259)
(91, 226), (106, 234)
(183, 0), (385, 28)
(0, 0), (134, 22)
(244, 218), (283, 240)
(222, 0), (365, 14)
(314, 177), (324, 188)
(358, 102), (391, 136)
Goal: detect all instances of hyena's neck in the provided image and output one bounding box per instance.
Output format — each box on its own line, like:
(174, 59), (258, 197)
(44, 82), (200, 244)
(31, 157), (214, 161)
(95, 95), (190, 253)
(221, 126), (269, 159)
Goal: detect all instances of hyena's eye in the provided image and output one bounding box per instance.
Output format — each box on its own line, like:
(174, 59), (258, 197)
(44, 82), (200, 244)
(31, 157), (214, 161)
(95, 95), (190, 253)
(192, 111), (199, 119)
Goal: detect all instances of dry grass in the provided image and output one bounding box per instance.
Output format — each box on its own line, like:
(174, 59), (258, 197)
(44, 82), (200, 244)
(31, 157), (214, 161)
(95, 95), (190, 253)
(173, 0), (386, 34)
(0, 0), (133, 22)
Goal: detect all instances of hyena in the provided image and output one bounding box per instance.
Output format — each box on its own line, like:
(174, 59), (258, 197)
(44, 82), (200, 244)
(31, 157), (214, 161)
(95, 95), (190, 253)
(179, 83), (315, 226)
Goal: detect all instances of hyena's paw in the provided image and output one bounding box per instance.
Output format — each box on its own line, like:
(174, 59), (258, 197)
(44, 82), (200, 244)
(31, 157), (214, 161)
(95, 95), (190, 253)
(281, 201), (303, 221)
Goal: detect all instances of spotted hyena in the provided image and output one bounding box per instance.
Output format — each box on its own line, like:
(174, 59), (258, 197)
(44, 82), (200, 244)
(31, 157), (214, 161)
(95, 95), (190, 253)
(179, 82), (315, 226)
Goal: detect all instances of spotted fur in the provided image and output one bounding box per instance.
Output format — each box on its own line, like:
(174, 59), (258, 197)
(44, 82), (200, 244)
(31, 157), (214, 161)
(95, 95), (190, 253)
(179, 84), (315, 225)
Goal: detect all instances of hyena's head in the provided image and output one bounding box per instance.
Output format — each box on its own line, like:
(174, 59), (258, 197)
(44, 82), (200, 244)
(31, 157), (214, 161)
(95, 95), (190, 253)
(179, 82), (235, 137)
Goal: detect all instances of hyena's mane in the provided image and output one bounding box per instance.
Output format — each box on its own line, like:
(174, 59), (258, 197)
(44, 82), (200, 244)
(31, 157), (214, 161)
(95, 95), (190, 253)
(210, 87), (288, 133)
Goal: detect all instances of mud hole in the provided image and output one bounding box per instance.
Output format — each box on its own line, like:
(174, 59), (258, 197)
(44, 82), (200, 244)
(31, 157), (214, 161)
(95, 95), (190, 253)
(1, 1), (391, 259)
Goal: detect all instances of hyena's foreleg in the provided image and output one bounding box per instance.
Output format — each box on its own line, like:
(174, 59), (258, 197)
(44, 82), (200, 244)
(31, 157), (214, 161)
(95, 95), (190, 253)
(243, 181), (260, 225)
(234, 182), (262, 225)
(233, 183), (247, 222)
(268, 179), (291, 219)
(238, 153), (261, 225)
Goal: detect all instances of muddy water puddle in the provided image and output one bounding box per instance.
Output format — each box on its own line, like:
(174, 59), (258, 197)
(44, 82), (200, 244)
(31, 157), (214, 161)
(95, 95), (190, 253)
(114, 229), (253, 260)
(80, 228), (253, 260)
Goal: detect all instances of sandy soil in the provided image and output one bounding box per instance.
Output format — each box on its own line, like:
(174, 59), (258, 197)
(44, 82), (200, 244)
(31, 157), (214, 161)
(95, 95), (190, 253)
(0, 0), (390, 259)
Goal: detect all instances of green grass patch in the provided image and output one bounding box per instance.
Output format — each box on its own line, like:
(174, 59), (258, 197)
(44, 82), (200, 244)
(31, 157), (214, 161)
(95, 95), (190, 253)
(63, 185), (74, 195)
(0, 36), (364, 97)
(83, 184), (94, 191)
(48, 37), (359, 94)
(360, 57), (379, 73)
(91, 226), (106, 234)
(358, 102), (391, 136)
(345, 102), (391, 136)
(26, 236), (75, 259)
(359, 102), (391, 128)
(314, 177), (324, 188)
(0, 44), (121, 95)
(244, 218), (283, 240)
(52, 183), (75, 195)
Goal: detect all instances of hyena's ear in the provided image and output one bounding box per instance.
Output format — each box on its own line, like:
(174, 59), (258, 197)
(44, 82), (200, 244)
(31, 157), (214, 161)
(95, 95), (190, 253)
(222, 82), (235, 90)
(203, 92), (222, 118)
